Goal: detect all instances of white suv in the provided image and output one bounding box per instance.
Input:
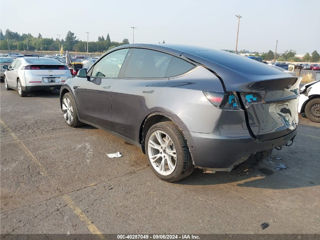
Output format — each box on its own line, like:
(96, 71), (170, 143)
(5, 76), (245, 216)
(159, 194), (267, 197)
(4, 57), (72, 97)
(299, 80), (320, 123)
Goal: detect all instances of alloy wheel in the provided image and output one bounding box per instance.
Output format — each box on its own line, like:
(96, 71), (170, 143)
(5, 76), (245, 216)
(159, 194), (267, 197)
(62, 96), (74, 125)
(311, 103), (320, 119)
(147, 130), (177, 176)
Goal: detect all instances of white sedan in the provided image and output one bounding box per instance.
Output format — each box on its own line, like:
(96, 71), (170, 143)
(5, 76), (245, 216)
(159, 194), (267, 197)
(4, 57), (72, 97)
(299, 80), (320, 123)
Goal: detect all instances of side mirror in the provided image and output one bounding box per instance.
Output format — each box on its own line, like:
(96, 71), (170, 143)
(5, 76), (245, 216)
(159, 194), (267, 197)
(77, 68), (87, 78)
(3, 65), (8, 70)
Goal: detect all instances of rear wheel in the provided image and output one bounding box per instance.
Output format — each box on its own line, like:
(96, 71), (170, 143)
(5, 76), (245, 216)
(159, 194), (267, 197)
(61, 92), (82, 127)
(305, 98), (320, 123)
(17, 80), (26, 97)
(145, 121), (194, 182)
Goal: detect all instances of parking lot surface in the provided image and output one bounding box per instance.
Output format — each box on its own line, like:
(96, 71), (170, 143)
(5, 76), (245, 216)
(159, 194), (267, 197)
(1, 84), (320, 235)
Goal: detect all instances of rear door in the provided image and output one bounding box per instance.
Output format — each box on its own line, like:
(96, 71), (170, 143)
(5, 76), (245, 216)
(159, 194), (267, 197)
(74, 48), (128, 128)
(5, 59), (20, 87)
(110, 48), (195, 141)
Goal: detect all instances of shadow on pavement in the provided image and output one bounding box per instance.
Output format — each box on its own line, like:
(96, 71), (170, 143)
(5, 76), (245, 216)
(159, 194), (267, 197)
(179, 153), (319, 190)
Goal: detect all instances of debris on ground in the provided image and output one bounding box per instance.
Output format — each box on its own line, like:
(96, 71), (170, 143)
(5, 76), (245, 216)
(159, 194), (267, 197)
(261, 222), (270, 230)
(106, 152), (122, 158)
(275, 163), (287, 171)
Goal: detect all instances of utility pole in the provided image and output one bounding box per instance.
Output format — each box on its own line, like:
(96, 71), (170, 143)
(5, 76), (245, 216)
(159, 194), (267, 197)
(274, 40), (278, 62)
(85, 32), (89, 53)
(235, 15), (242, 54)
(57, 34), (61, 52)
(130, 26), (136, 44)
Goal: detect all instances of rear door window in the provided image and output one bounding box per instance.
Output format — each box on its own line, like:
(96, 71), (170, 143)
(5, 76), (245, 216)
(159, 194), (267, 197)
(91, 49), (128, 78)
(122, 49), (195, 78)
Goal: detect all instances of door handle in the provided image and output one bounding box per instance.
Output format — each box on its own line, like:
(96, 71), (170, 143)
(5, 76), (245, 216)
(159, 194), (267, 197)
(142, 90), (154, 94)
(73, 86), (79, 89)
(103, 85), (111, 89)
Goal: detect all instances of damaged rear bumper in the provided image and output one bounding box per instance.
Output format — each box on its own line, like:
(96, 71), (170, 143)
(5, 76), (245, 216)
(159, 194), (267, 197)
(190, 128), (297, 170)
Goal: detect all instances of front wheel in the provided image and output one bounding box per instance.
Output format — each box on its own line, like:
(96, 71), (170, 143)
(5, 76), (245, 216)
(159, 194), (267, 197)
(145, 121), (194, 182)
(61, 92), (82, 127)
(305, 98), (320, 123)
(4, 76), (11, 90)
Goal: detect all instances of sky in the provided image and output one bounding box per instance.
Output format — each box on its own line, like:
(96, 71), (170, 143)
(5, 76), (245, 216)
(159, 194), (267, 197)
(1, 0), (319, 54)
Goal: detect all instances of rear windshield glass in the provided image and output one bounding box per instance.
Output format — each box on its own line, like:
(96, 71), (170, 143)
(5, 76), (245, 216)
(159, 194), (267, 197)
(25, 58), (62, 65)
(171, 45), (281, 75)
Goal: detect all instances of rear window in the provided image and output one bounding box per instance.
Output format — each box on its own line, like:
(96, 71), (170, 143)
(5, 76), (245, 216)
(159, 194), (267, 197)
(25, 58), (62, 65)
(170, 45), (282, 76)
(122, 49), (194, 78)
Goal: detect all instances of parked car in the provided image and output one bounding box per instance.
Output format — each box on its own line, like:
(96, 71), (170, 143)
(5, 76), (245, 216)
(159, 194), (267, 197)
(274, 62), (289, 70)
(60, 44), (299, 182)
(299, 80), (320, 123)
(302, 64), (311, 70)
(311, 64), (320, 71)
(0, 57), (14, 81)
(4, 57), (71, 97)
(82, 58), (97, 69)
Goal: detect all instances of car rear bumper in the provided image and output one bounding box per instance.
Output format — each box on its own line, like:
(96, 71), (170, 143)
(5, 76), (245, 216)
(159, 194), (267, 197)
(190, 128), (297, 170)
(22, 85), (62, 92)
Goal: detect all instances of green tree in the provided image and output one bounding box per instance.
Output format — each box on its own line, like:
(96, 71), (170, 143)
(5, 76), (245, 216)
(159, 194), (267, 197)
(281, 50), (296, 61)
(311, 51), (320, 62)
(73, 42), (86, 52)
(65, 31), (77, 51)
(106, 33), (111, 49)
(98, 36), (105, 41)
(122, 38), (129, 44)
(0, 30), (4, 40)
(303, 53), (311, 62)
(261, 50), (274, 61)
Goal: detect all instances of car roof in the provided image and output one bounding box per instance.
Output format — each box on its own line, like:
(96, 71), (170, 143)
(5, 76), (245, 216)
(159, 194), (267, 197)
(113, 43), (284, 75)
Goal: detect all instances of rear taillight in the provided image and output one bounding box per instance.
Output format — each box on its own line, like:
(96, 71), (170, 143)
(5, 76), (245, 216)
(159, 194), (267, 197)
(24, 65), (40, 70)
(240, 92), (263, 108)
(203, 92), (224, 107)
(204, 92), (241, 110)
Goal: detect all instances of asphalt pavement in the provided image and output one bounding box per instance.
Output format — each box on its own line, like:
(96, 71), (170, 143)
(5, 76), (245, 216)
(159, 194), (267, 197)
(1, 84), (320, 235)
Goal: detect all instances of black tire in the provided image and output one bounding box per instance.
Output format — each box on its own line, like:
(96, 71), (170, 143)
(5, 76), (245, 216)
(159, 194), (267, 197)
(305, 98), (320, 123)
(4, 76), (11, 90)
(61, 92), (82, 127)
(145, 121), (194, 182)
(17, 79), (26, 97)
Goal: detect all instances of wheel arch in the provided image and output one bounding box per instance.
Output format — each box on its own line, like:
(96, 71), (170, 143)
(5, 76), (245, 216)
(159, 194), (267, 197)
(59, 86), (73, 108)
(301, 94), (320, 113)
(139, 111), (195, 165)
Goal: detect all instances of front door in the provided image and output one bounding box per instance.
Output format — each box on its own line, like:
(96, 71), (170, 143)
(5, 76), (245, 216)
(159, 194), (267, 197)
(74, 48), (129, 129)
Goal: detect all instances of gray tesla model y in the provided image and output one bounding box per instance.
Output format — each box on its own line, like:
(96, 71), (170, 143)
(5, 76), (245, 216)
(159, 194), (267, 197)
(60, 44), (299, 182)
